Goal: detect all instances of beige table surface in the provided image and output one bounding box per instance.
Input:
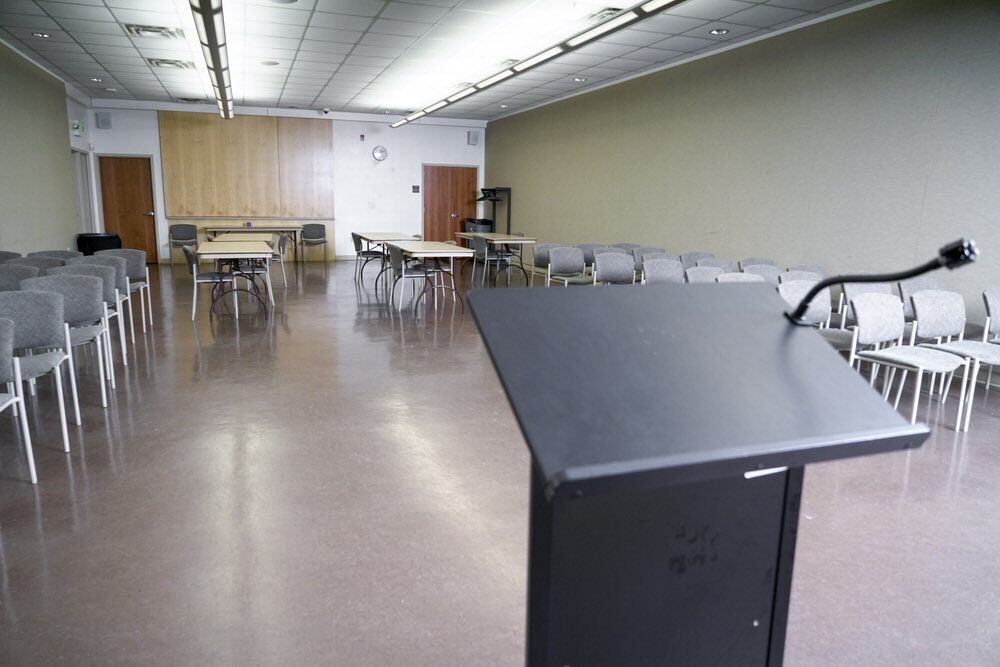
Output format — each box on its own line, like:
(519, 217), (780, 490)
(358, 232), (416, 242)
(196, 240), (273, 258)
(213, 232), (274, 242)
(390, 241), (474, 258)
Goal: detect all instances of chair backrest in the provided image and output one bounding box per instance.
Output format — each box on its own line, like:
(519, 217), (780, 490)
(610, 243), (640, 251)
(0, 318), (13, 384)
(0, 264), (40, 291)
(777, 280), (831, 326)
(851, 293), (904, 346)
(21, 275), (103, 326)
(548, 247), (584, 275)
(351, 232), (363, 253)
(28, 250), (83, 259)
(680, 251), (714, 269)
(716, 272), (764, 283)
(631, 246), (666, 271)
(788, 264), (825, 277)
(898, 276), (946, 319)
(638, 252), (671, 267)
(181, 245), (201, 278)
(46, 265), (117, 304)
(169, 223), (198, 243)
(6, 256), (65, 271)
(387, 244), (407, 277)
(738, 257), (774, 270)
(842, 282), (893, 321)
(0, 251), (22, 262)
(593, 252), (635, 284)
(685, 266), (724, 283)
(471, 234), (491, 260)
(95, 248), (146, 280)
(742, 264), (781, 286)
(696, 258), (733, 272)
(642, 258), (685, 284)
(302, 223), (326, 241)
(69, 255), (128, 294)
(530, 243), (561, 269)
(984, 286), (1000, 339)
(910, 290), (965, 340)
(575, 244), (606, 265)
(277, 233), (291, 253)
(0, 290), (64, 349)
(778, 270), (822, 284)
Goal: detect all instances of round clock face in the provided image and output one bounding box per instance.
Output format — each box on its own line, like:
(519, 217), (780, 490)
(372, 145), (388, 161)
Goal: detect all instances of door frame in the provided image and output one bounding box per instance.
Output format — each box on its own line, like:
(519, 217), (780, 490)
(96, 153), (159, 259)
(421, 163), (483, 240)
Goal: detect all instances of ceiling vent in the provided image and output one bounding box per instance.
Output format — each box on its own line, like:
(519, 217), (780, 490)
(147, 58), (196, 69)
(124, 24), (185, 39)
(499, 59), (519, 68)
(589, 7), (624, 22)
(176, 97), (204, 103)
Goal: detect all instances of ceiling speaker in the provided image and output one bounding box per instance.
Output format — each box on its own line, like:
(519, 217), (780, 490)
(467, 130), (479, 146)
(95, 112), (112, 130)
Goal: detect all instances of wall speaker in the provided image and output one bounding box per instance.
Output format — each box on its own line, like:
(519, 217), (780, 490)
(95, 112), (112, 130)
(467, 130), (479, 146)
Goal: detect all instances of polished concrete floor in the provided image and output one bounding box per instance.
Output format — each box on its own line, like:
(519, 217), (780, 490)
(1, 262), (998, 664)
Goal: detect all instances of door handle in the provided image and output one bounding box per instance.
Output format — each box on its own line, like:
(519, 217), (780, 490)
(145, 211), (155, 216)
(450, 213), (458, 218)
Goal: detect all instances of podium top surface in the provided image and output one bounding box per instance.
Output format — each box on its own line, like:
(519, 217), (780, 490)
(469, 285), (928, 499)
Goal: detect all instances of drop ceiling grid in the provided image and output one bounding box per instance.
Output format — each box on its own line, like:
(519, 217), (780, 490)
(0, 0), (883, 119)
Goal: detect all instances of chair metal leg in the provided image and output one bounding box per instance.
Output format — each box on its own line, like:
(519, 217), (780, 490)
(12, 361), (36, 484)
(126, 293), (136, 344)
(909, 371), (923, 424)
(63, 325), (81, 426)
(53, 363), (70, 453)
(963, 358), (980, 432)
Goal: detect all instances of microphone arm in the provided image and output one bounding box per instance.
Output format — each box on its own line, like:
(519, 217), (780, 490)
(785, 238), (979, 325)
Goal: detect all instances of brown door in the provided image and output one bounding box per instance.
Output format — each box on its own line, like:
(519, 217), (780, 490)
(422, 165), (478, 242)
(99, 156), (157, 260)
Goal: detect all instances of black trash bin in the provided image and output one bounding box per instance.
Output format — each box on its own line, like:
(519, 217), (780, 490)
(464, 218), (494, 233)
(77, 233), (122, 255)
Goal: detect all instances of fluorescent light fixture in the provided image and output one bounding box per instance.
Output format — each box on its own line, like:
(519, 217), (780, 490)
(447, 87), (477, 103)
(424, 100), (447, 113)
(190, 0), (232, 119)
(640, 0), (677, 12)
(390, 119), (408, 128)
(405, 110), (426, 121)
(566, 11), (638, 47)
(513, 46), (564, 72)
(476, 69), (514, 89)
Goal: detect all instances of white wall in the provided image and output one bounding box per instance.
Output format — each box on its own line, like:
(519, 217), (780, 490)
(331, 119), (485, 257)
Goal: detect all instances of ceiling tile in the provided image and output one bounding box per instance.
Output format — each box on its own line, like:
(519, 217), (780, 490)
(304, 26), (363, 43)
(106, 9), (183, 27)
(37, 2), (115, 22)
(602, 29), (674, 47)
(651, 34), (718, 52)
(50, 18), (124, 36)
(636, 14), (709, 34)
(682, 21), (760, 41)
(767, 0), (849, 10)
(309, 12), (374, 32)
(3, 1), (45, 15)
(368, 18), (432, 37)
(0, 13), (60, 29)
(380, 2), (451, 23)
(74, 33), (133, 47)
(666, 0), (758, 21)
(626, 46), (685, 62)
(313, 0), (386, 17)
(574, 41), (637, 59)
(242, 5), (313, 25)
(245, 21), (306, 39)
(299, 39), (356, 54)
(722, 4), (808, 27)
(344, 54), (394, 67)
(293, 56), (346, 69)
(359, 32), (416, 48)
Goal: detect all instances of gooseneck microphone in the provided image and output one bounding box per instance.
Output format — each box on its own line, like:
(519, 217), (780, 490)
(785, 238), (979, 325)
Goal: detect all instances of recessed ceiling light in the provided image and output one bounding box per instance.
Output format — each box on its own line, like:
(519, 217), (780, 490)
(498, 104), (511, 110)
(32, 32), (51, 38)
(90, 77), (103, 82)
(261, 60), (280, 66)
(709, 27), (730, 35)
(573, 77), (588, 83)
(104, 88), (118, 92)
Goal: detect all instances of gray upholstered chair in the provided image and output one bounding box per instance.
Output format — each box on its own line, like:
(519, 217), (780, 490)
(788, 264), (825, 277)
(738, 257), (774, 270)
(610, 243), (640, 251)
(97, 248), (153, 334)
(183, 245), (238, 320)
(169, 224), (198, 264)
(22, 274), (109, 409)
(6, 256), (65, 271)
(984, 286), (1000, 344)
(28, 250), (83, 259)
(471, 235), (503, 287)
(849, 292), (969, 429)
(840, 281), (893, 328)
(352, 232), (382, 283)
(48, 263), (120, 389)
(267, 233), (292, 285)
(716, 272), (764, 283)
(685, 266), (724, 283)
(68, 255), (130, 359)
(528, 243), (560, 287)
(641, 258), (685, 284)
(300, 223), (328, 263)
(680, 251), (714, 269)
(696, 257), (733, 272)
(592, 251), (635, 285)
(742, 264), (781, 286)
(911, 289), (1000, 432)
(546, 247), (586, 286)
(897, 276), (945, 320)
(387, 243), (429, 310)
(0, 317), (36, 483)
(0, 250), (22, 262)
(778, 270), (822, 284)
(777, 280), (845, 349)
(575, 244), (605, 271)
(0, 290), (75, 453)
(0, 264), (39, 291)
(631, 246), (666, 274)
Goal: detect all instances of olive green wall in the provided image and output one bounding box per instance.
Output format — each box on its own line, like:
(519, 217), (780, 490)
(485, 0), (1000, 318)
(0, 42), (78, 253)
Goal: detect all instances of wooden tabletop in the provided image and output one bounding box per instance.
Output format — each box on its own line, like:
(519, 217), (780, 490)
(202, 222), (303, 231)
(455, 232), (536, 243)
(358, 232), (416, 242)
(390, 241), (474, 258)
(196, 240), (273, 259)
(214, 232), (274, 242)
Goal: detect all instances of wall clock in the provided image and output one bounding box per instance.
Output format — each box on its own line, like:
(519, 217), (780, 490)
(372, 145), (388, 161)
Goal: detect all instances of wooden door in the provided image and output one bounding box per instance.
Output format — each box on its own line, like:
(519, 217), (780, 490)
(99, 156), (157, 260)
(422, 165), (478, 242)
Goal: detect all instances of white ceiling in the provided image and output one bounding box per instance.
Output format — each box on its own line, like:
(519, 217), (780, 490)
(0, 0), (881, 122)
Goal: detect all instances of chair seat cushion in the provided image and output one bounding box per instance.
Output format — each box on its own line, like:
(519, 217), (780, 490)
(70, 323), (104, 346)
(858, 345), (966, 373)
(817, 328), (854, 350)
(923, 340), (1000, 365)
(128, 281), (147, 292)
(17, 350), (66, 380)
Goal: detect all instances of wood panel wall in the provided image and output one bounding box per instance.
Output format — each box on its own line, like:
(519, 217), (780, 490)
(159, 112), (333, 219)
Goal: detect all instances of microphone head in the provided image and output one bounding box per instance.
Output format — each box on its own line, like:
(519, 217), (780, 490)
(938, 238), (978, 269)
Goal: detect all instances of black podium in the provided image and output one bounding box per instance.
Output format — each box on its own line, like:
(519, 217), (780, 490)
(468, 284), (928, 666)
